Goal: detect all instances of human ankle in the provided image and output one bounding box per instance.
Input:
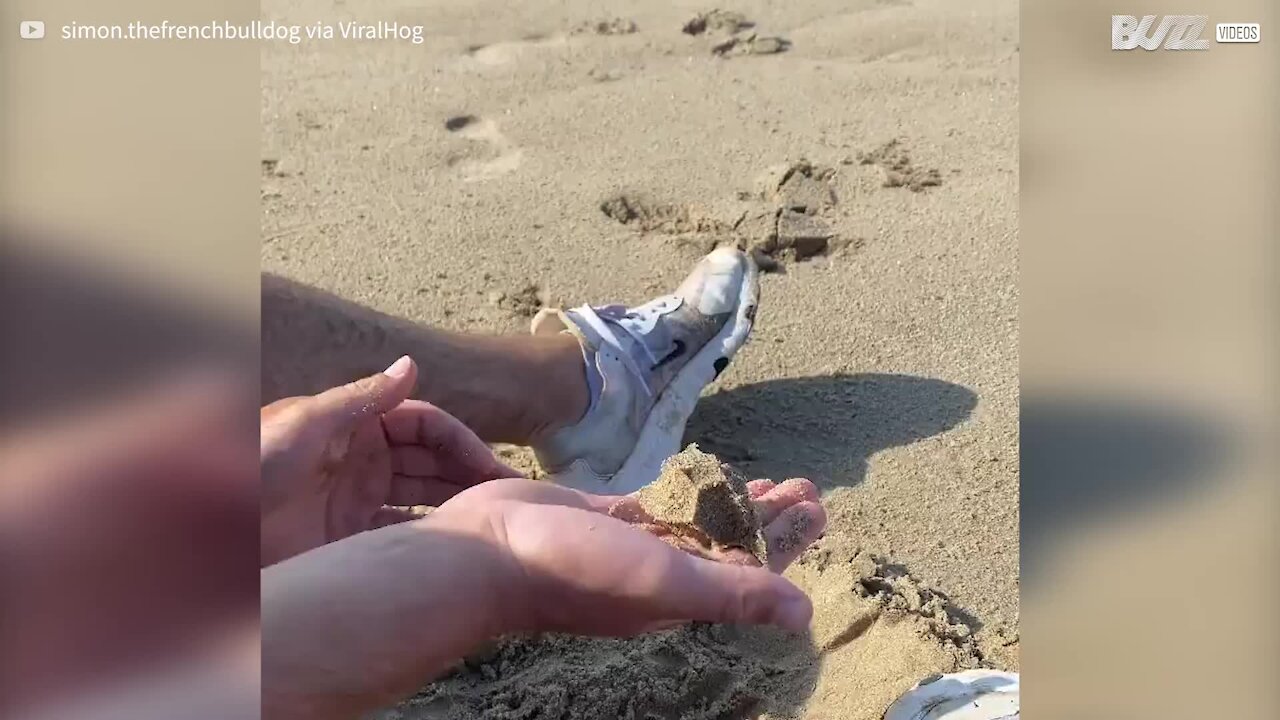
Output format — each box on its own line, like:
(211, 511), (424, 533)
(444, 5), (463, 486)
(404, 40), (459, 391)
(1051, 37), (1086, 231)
(529, 335), (592, 439)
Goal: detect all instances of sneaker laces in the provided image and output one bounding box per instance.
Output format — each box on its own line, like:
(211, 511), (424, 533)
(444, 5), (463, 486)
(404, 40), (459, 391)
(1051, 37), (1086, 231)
(570, 302), (655, 397)
(570, 296), (682, 400)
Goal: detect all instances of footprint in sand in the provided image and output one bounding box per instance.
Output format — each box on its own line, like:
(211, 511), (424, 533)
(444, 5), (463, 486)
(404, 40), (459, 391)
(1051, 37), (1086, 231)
(443, 114), (523, 182)
(460, 33), (567, 67)
(599, 161), (856, 273)
(856, 139), (943, 192)
(572, 18), (638, 36)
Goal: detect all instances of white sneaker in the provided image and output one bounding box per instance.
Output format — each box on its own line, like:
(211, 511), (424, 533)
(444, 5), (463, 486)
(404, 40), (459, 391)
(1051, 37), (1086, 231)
(529, 247), (760, 494)
(884, 670), (1019, 720)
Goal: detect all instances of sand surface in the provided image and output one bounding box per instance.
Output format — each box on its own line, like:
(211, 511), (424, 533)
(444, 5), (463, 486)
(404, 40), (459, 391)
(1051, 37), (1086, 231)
(263, 0), (1019, 716)
(378, 535), (986, 720)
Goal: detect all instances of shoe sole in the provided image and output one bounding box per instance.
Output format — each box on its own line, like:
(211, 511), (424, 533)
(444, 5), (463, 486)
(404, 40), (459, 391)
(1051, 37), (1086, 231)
(884, 670), (1019, 720)
(586, 248), (760, 494)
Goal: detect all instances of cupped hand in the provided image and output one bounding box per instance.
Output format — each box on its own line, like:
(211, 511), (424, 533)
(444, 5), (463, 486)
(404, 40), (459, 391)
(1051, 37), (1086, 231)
(608, 478), (827, 572)
(259, 356), (520, 565)
(426, 476), (827, 637)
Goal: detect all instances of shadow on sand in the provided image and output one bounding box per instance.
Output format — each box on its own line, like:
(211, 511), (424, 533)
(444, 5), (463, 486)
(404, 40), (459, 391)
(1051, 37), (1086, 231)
(684, 373), (979, 490)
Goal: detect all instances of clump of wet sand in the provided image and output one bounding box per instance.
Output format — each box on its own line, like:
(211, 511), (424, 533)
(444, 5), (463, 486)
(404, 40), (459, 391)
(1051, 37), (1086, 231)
(635, 444), (768, 564)
(711, 33), (791, 58)
(682, 10), (754, 36)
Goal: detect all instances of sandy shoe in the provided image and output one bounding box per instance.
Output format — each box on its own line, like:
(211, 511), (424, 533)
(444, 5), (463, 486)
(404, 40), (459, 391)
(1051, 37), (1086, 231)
(530, 247), (759, 494)
(883, 670), (1019, 720)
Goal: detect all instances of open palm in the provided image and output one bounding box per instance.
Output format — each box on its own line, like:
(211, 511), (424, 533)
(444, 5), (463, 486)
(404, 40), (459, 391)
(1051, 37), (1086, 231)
(428, 475), (827, 636)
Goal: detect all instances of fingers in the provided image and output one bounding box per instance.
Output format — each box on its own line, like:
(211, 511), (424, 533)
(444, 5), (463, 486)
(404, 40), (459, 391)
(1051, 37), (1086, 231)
(609, 479), (813, 527)
(370, 506), (429, 529)
(390, 444), (520, 483)
(763, 501), (827, 572)
(751, 478), (820, 525)
(578, 492), (629, 514)
(387, 476), (467, 507)
(604, 496), (653, 523)
(311, 355), (418, 426)
(381, 400), (467, 447)
(751, 478), (825, 572)
(390, 445), (448, 477)
(370, 507), (418, 528)
(383, 400), (523, 482)
(606, 476), (825, 575)
(490, 498), (814, 635)
(662, 555), (813, 632)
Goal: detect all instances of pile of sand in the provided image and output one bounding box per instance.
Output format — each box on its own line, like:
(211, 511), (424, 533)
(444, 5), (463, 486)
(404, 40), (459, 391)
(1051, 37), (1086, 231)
(379, 533), (984, 720)
(627, 444), (769, 565)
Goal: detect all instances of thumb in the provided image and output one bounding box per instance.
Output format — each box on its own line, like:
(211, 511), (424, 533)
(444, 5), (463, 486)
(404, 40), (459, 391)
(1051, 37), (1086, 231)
(656, 555), (813, 632)
(312, 355), (418, 425)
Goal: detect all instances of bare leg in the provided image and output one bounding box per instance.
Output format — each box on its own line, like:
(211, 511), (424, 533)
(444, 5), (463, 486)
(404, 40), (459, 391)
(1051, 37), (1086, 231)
(261, 274), (587, 444)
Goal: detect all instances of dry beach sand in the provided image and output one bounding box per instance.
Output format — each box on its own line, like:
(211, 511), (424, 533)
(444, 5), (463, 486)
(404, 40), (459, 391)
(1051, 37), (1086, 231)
(262, 0), (1018, 717)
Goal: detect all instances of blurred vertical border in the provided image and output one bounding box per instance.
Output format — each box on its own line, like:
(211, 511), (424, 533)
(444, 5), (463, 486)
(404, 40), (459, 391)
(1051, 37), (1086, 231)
(1, 0), (259, 411)
(1022, 0), (1278, 715)
(1, 1), (259, 718)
